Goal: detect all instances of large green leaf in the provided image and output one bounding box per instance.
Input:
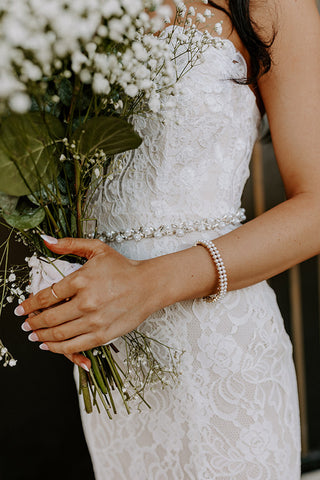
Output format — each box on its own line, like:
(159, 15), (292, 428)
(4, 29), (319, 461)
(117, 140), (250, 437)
(72, 117), (142, 157)
(2, 198), (45, 230)
(0, 112), (65, 196)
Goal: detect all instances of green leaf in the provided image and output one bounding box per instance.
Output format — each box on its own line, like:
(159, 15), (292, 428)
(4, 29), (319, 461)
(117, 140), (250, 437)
(58, 78), (73, 106)
(0, 112), (65, 196)
(2, 197), (45, 230)
(27, 181), (69, 206)
(72, 117), (142, 157)
(0, 192), (19, 215)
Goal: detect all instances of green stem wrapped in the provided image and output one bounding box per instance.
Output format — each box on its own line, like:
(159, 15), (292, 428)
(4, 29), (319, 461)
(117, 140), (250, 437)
(78, 366), (93, 414)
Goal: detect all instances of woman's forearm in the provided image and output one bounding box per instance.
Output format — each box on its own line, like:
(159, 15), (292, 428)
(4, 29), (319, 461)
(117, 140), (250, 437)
(147, 192), (320, 308)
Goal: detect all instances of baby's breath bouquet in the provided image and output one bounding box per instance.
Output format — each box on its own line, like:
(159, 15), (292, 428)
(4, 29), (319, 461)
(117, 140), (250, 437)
(0, 0), (222, 416)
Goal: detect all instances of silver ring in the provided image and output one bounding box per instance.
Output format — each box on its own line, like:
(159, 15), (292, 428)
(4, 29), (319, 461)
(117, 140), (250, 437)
(50, 283), (59, 300)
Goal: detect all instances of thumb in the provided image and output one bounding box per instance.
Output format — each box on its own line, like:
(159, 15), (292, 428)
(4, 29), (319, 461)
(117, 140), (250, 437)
(40, 235), (106, 259)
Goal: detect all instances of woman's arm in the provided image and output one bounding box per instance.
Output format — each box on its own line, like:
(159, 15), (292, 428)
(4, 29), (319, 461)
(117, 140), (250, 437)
(16, 0), (320, 365)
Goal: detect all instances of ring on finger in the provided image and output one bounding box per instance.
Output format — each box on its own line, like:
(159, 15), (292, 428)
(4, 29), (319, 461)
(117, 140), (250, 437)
(50, 283), (59, 300)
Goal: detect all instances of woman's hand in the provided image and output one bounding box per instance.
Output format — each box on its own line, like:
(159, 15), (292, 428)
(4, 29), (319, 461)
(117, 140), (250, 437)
(16, 236), (163, 369)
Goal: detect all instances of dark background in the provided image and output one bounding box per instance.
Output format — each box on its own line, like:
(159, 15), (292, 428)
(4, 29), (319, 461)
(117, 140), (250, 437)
(0, 232), (95, 480)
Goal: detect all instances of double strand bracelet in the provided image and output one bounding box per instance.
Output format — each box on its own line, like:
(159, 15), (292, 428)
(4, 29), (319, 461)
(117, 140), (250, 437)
(195, 240), (228, 303)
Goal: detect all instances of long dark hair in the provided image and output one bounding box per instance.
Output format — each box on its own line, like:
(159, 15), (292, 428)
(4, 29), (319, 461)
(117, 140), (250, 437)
(208, 1), (275, 84)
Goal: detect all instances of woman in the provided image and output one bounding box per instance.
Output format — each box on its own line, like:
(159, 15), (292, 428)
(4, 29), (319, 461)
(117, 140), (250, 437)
(15, 0), (320, 478)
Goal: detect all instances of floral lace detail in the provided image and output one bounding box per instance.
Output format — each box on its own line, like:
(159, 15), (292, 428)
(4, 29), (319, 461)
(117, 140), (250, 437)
(80, 34), (301, 480)
(88, 32), (261, 240)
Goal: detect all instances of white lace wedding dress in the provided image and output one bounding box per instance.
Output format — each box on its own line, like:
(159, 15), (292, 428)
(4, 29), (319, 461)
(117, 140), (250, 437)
(80, 31), (301, 480)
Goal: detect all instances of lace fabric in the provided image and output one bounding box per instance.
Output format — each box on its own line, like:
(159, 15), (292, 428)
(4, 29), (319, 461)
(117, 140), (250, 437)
(80, 31), (301, 480)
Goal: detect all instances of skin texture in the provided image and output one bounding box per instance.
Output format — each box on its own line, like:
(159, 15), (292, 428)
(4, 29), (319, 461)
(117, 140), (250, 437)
(17, 0), (320, 370)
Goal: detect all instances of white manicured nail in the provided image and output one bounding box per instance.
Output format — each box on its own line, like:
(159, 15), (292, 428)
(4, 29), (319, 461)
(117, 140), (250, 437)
(21, 322), (32, 332)
(80, 363), (90, 372)
(14, 305), (25, 316)
(40, 234), (58, 244)
(28, 332), (39, 342)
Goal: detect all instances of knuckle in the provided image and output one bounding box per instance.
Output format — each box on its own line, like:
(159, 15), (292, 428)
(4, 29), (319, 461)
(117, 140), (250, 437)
(51, 328), (66, 342)
(88, 315), (100, 328)
(36, 294), (47, 310)
(70, 274), (87, 291)
(80, 297), (97, 313)
(40, 311), (52, 327)
(63, 237), (74, 249)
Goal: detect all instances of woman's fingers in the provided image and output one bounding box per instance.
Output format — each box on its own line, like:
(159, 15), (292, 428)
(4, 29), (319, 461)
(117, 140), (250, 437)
(39, 315), (135, 355)
(22, 299), (81, 331)
(41, 333), (101, 355)
(15, 271), (82, 316)
(41, 236), (107, 259)
(64, 353), (91, 372)
(28, 316), (90, 344)
(15, 238), (110, 317)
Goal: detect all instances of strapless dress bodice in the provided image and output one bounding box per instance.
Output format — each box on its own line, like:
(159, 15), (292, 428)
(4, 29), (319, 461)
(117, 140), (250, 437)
(89, 28), (261, 259)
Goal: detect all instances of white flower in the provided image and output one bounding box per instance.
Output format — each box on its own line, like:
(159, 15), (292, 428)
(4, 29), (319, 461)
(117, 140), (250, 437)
(196, 13), (206, 24)
(94, 168), (100, 178)
(92, 73), (111, 94)
(122, 0), (143, 18)
(214, 21), (223, 36)
(9, 359), (17, 367)
(108, 18), (127, 42)
(101, 0), (122, 18)
(0, 0), (178, 117)
(8, 92), (31, 113)
(6, 296), (13, 303)
(131, 41), (148, 62)
(8, 273), (16, 282)
(188, 6), (195, 16)
(28, 256), (82, 296)
(125, 84), (139, 97)
(148, 93), (161, 112)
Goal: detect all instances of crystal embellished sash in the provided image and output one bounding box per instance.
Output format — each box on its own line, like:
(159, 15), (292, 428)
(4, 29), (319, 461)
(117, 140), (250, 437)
(89, 208), (246, 243)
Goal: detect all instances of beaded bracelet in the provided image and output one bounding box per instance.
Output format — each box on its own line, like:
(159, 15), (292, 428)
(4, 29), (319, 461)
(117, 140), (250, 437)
(195, 240), (228, 303)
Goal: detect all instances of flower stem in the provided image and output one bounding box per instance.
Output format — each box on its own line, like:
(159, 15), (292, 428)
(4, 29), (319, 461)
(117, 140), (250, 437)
(43, 206), (64, 238)
(78, 366), (93, 414)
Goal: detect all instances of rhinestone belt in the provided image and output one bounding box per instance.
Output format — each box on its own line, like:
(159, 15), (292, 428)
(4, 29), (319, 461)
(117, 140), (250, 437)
(95, 208), (246, 243)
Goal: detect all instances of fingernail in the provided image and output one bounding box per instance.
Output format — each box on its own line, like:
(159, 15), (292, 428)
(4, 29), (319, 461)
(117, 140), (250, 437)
(21, 322), (32, 332)
(39, 343), (49, 351)
(40, 234), (58, 245)
(28, 332), (39, 342)
(14, 305), (25, 316)
(80, 363), (90, 372)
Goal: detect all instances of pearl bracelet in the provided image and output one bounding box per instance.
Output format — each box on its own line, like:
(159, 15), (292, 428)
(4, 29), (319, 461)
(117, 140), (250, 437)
(195, 240), (228, 303)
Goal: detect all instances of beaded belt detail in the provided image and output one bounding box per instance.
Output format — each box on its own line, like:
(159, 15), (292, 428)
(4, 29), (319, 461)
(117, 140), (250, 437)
(94, 208), (246, 243)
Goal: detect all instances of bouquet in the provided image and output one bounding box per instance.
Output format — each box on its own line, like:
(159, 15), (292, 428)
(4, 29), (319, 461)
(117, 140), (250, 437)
(0, 0), (222, 416)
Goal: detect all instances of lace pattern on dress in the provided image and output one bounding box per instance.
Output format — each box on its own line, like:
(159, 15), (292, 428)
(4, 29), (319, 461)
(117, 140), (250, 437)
(80, 31), (301, 480)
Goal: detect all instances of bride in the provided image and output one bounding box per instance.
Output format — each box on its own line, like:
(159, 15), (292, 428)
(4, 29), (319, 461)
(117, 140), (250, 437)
(15, 0), (320, 478)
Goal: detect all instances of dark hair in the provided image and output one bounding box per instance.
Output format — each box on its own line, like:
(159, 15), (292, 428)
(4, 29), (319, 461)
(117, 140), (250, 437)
(208, 1), (275, 84)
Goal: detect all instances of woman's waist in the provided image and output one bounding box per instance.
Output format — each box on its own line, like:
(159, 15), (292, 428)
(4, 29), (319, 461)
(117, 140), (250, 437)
(87, 208), (246, 260)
